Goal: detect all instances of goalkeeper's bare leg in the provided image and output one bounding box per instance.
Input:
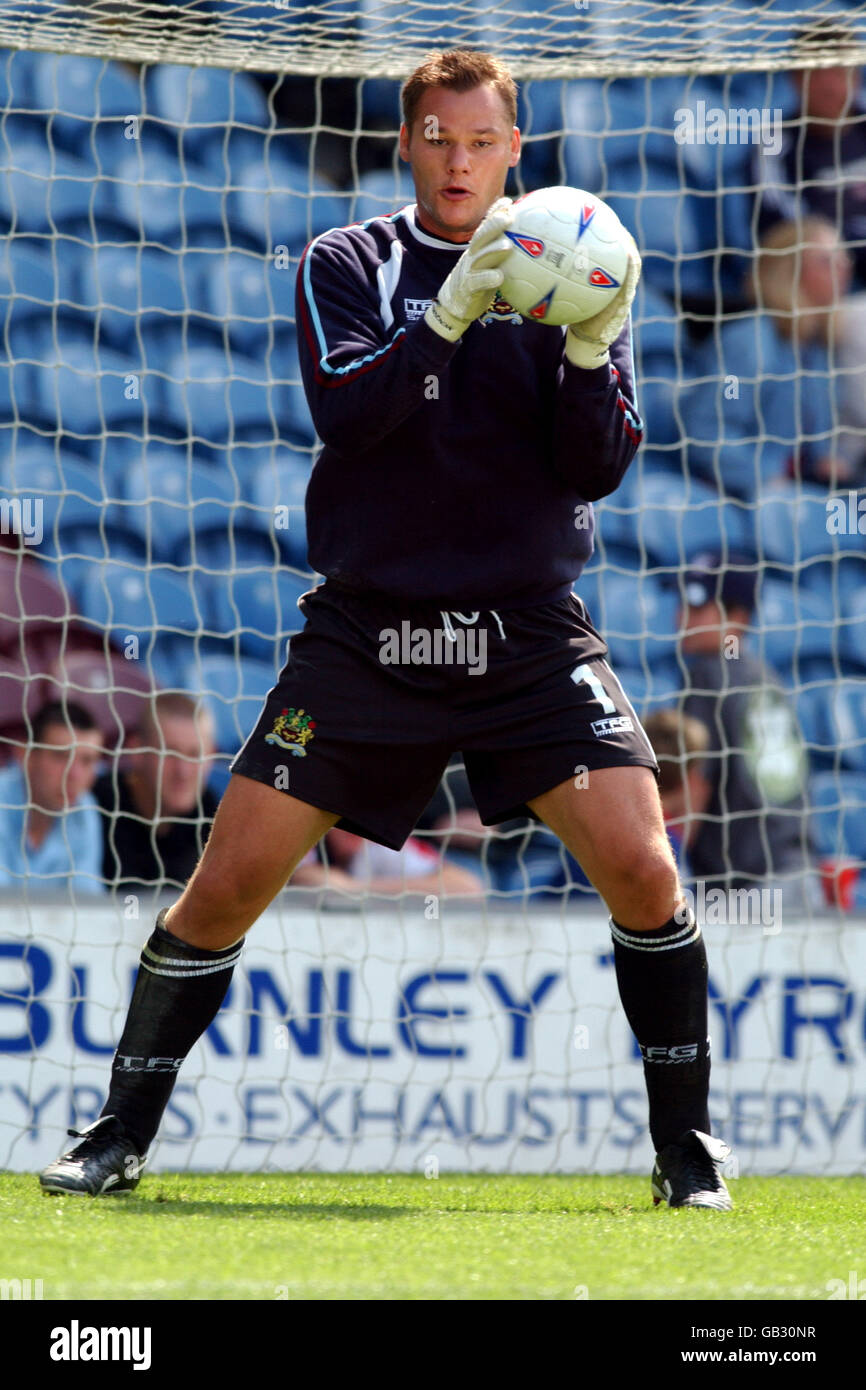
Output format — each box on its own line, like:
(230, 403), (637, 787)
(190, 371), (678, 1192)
(40, 775), (338, 1196)
(528, 765), (732, 1210)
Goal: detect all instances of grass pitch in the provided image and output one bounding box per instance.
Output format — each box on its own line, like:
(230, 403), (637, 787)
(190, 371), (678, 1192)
(2, 1172), (863, 1301)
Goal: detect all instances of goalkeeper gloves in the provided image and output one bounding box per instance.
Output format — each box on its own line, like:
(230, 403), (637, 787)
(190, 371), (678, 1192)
(565, 230), (642, 369)
(425, 196), (515, 343)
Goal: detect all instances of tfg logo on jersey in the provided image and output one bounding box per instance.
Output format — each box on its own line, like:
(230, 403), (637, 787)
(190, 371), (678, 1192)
(404, 297), (432, 322)
(589, 267), (621, 288)
(505, 229), (545, 258)
(578, 202), (596, 238)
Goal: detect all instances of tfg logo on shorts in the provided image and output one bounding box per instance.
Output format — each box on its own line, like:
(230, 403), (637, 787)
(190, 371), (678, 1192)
(49, 1321), (152, 1371)
(591, 715), (634, 738)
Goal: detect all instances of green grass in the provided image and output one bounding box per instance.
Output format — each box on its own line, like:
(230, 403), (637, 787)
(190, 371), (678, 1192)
(2, 1173), (863, 1300)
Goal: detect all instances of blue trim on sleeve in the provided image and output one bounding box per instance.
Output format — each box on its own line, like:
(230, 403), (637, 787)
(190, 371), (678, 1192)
(301, 213), (411, 381)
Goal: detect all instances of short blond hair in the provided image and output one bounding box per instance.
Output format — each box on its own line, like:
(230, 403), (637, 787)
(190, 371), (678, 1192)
(643, 709), (710, 796)
(401, 48), (517, 132)
(136, 691), (214, 747)
(751, 216), (842, 327)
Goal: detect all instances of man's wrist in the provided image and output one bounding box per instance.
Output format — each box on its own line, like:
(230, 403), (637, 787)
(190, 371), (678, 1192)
(425, 299), (469, 343)
(565, 328), (610, 369)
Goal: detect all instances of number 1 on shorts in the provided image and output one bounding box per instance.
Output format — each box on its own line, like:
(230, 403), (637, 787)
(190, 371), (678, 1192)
(570, 661), (616, 714)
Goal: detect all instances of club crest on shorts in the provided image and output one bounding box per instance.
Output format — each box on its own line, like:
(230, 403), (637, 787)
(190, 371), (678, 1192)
(264, 706), (316, 756)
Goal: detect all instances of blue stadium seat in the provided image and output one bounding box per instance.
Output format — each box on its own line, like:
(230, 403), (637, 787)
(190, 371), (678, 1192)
(181, 651), (276, 758)
(800, 555), (866, 612)
(0, 445), (115, 543)
(112, 152), (228, 248)
(687, 316), (838, 500)
(269, 343), (314, 447)
(250, 455), (310, 568)
(757, 485), (850, 568)
(793, 672), (836, 767)
(181, 530), (281, 581)
(823, 682), (866, 774)
(29, 341), (148, 437)
(226, 158), (348, 251)
(593, 477), (639, 552)
(0, 142), (99, 235)
(841, 586), (866, 672)
(78, 245), (187, 355)
(147, 64), (270, 166)
(75, 563), (205, 680)
(359, 77), (401, 127)
(208, 568), (312, 663)
(0, 242), (58, 355)
(0, 47), (42, 113)
(29, 53), (143, 160)
(592, 571), (679, 668)
(808, 770), (866, 862)
(513, 80), (566, 187)
(351, 169), (416, 225)
(163, 346), (313, 448)
(630, 471), (753, 567)
(634, 279), (681, 361)
(754, 576), (839, 680)
(117, 453), (248, 561)
(162, 347), (283, 446)
(606, 164), (716, 302)
(564, 77), (660, 193)
(202, 250), (294, 357)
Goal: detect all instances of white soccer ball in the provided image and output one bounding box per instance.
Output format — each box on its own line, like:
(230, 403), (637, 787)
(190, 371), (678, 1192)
(498, 186), (630, 326)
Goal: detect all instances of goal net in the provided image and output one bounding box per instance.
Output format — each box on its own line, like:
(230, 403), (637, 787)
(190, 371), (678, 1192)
(1, 0), (865, 1178)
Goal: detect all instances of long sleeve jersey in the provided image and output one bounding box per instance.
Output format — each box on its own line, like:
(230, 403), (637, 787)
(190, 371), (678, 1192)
(296, 201), (643, 609)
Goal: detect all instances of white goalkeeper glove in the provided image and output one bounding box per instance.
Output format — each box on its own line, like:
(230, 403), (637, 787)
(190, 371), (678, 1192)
(425, 196), (515, 343)
(565, 230), (642, 369)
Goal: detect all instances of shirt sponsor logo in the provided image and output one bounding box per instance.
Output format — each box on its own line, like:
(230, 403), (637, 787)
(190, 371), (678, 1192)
(590, 715), (634, 738)
(404, 297), (433, 321)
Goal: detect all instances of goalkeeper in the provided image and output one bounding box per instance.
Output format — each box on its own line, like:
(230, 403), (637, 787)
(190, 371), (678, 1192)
(41, 48), (731, 1211)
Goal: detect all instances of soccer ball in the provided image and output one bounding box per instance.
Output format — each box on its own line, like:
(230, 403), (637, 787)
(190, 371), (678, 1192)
(498, 186), (630, 326)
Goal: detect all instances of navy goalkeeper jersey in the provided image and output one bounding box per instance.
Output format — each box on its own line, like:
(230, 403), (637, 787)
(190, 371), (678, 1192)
(296, 201), (643, 609)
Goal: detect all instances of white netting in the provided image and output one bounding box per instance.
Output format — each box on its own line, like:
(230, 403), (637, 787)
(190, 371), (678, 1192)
(0, 1), (863, 76)
(0, 5), (865, 1176)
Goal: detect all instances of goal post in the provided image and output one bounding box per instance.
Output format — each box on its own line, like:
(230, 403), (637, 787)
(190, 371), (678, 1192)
(0, 1), (865, 1178)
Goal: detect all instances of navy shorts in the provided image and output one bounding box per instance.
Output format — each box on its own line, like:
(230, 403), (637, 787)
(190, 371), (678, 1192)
(230, 580), (660, 850)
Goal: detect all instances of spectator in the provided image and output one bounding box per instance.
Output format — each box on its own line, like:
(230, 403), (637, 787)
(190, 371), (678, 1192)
(673, 552), (817, 903)
(686, 216), (852, 497)
(753, 18), (866, 291)
(642, 708), (712, 885)
(832, 286), (866, 483)
(415, 754), (577, 895)
(94, 692), (218, 893)
(292, 825), (483, 897)
(0, 700), (104, 894)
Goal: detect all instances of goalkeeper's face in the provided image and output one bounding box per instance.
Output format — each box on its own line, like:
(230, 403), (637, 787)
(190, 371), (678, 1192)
(399, 83), (520, 243)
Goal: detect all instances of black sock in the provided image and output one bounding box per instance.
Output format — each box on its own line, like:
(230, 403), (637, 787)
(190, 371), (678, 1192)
(101, 909), (243, 1153)
(611, 908), (710, 1151)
